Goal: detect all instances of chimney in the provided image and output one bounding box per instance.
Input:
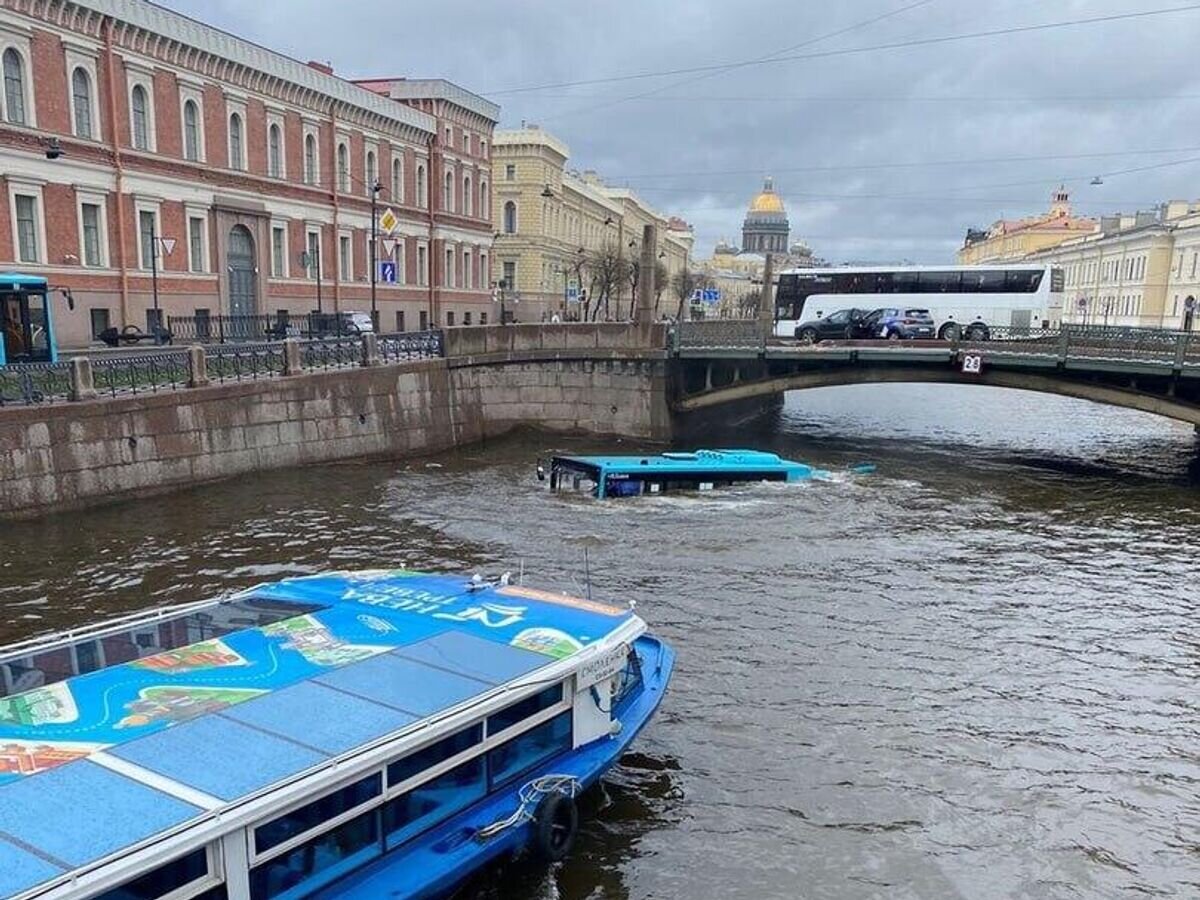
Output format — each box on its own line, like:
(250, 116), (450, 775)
(306, 60), (334, 75)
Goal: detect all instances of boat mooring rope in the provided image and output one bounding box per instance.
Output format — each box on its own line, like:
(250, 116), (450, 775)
(476, 774), (582, 840)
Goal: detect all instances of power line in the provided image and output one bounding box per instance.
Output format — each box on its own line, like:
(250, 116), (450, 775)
(538, 0), (939, 122)
(528, 92), (1200, 104)
(485, 4), (1200, 96)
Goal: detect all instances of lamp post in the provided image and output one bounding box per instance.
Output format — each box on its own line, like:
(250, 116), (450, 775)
(369, 178), (382, 332)
(147, 223), (175, 343)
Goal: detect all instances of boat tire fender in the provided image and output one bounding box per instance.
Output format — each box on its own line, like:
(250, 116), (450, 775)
(531, 790), (579, 862)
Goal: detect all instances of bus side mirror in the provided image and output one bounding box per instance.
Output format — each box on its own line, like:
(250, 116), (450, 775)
(61, 289), (75, 311)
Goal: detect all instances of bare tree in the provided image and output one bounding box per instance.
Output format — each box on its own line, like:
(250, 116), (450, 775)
(584, 245), (629, 322)
(652, 260), (669, 316)
(671, 269), (697, 322)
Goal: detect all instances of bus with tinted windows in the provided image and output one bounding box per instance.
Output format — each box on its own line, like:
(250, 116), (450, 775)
(0, 272), (59, 365)
(774, 265), (1065, 341)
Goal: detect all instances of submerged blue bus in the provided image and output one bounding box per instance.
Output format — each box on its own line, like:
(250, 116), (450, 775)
(0, 272), (59, 365)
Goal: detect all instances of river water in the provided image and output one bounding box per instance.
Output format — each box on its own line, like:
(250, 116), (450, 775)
(3, 384), (1200, 899)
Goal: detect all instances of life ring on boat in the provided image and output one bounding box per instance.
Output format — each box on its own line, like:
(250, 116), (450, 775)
(531, 790), (579, 862)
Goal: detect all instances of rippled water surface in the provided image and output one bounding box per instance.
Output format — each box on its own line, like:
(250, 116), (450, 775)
(3, 384), (1200, 899)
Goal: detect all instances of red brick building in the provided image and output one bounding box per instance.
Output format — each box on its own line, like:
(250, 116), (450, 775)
(0, 0), (499, 348)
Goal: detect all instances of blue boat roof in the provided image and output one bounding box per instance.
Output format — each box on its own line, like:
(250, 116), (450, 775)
(0, 272), (48, 289)
(0, 570), (634, 898)
(555, 448), (812, 475)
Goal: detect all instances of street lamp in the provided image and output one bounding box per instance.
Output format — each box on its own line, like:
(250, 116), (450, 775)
(148, 223), (176, 343)
(369, 178), (382, 331)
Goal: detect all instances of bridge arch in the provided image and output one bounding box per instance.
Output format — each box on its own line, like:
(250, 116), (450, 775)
(675, 366), (1200, 427)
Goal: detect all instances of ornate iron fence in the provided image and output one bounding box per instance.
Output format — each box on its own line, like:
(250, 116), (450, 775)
(378, 330), (445, 362)
(675, 319), (763, 349)
(301, 337), (361, 371)
(0, 362), (73, 406)
(91, 352), (191, 397)
(169, 313), (372, 343)
(206, 342), (287, 382)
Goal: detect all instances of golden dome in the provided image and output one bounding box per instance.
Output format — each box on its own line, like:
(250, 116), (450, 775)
(748, 176), (785, 214)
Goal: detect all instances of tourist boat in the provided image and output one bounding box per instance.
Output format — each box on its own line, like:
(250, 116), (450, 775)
(541, 448), (845, 498)
(0, 570), (673, 900)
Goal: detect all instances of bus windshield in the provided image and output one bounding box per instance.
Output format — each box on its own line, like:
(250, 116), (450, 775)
(0, 276), (55, 365)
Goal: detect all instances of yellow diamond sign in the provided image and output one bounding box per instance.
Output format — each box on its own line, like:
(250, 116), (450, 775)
(379, 208), (399, 235)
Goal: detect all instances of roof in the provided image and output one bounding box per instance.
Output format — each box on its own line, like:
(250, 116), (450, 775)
(0, 571), (634, 899)
(778, 264), (1053, 275)
(355, 78), (501, 123)
(555, 448), (814, 476)
(0, 272), (48, 288)
(748, 176), (785, 215)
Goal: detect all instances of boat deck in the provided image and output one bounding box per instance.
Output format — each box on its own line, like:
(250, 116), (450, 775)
(0, 571), (634, 899)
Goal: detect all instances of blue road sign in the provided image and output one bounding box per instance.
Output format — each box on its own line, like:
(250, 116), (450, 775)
(379, 260), (397, 284)
(702, 288), (720, 304)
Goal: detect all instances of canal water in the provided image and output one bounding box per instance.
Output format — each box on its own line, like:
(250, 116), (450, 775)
(3, 384), (1200, 899)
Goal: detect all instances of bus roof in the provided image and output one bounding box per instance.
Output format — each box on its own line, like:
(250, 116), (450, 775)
(0, 272), (48, 290)
(0, 570), (636, 899)
(778, 264), (1052, 276)
(555, 448), (811, 476)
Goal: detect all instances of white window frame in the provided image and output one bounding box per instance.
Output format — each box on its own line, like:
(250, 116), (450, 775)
(364, 142), (378, 194)
(417, 242), (428, 286)
(445, 245), (455, 288)
(185, 206), (209, 274)
(125, 61), (156, 152)
(390, 150), (404, 205)
(463, 174), (473, 217)
(336, 139), (350, 193)
(416, 162), (428, 208)
(305, 227), (323, 279)
(479, 180), (488, 221)
(303, 126), (320, 186)
(226, 96), (247, 172)
(392, 237), (405, 286)
(338, 230), (353, 281)
(266, 113), (286, 179)
(178, 80), (205, 163)
(480, 250), (488, 288)
(69, 639), (106, 675)
(65, 44), (100, 141)
(0, 29), (35, 128)
(463, 249), (472, 290)
(76, 189), (110, 269)
(8, 179), (45, 264)
(134, 199), (162, 272)
(270, 222), (289, 279)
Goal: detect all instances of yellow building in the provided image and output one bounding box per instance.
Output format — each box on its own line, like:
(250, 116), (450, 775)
(491, 126), (692, 321)
(958, 188), (1098, 264)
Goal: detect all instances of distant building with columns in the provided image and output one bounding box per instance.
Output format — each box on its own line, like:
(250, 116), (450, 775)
(741, 176), (790, 254)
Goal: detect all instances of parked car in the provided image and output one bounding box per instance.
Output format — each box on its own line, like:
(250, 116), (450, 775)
(793, 308), (871, 343)
(859, 307), (936, 340)
(308, 311), (375, 338)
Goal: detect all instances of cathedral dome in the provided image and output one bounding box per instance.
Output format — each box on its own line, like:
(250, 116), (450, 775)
(748, 177), (786, 216)
(742, 176), (790, 254)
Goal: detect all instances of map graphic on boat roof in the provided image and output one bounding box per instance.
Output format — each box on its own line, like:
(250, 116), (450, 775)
(0, 570), (633, 899)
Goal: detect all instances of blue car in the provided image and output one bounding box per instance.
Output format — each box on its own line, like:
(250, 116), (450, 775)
(860, 307), (936, 340)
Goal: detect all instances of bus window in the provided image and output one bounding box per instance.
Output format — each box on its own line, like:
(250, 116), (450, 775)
(962, 270), (1008, 293)
(1006, 270), (1043, 293)
(892, 272), (920, 293)
(27, 291), (48, 353)
(918, 271), (961, 293)
(2, 295), (25, 360)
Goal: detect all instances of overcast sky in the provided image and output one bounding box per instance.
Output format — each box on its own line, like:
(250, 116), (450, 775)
(161, 0), (1200, 264)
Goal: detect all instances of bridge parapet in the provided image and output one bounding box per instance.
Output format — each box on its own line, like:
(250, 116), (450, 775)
(674, 319), (765, 352)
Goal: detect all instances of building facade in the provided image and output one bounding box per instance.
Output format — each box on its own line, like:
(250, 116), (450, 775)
(491, 126), (693, 322)
(958, 188), (1098, 265)
(0, 0), (496, 348)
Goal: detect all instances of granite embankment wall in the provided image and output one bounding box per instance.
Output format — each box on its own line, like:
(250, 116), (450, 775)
(0, 324), (670, 518)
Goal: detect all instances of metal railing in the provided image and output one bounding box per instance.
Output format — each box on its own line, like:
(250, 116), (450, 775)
(0, 361), (73, 406)
(378, 330), (444, 363)
(206, 342), (287, 382)
(301, 336), (362, 370)
(91, 352), (191, 397)
(674, 319), (763, 350)
(168, 313), (374, 344)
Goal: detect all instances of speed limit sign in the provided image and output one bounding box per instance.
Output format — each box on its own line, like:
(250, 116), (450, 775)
(961, 353), (983, 375)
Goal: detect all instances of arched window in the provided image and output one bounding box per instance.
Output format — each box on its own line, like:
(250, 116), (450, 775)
(480, 180), (488, 221)
(3, 48), (25, 125)
(336, 142), (348, 191)
(228, 113), (243, 170)
(503, 201), (517, 234)
(304, 134), (316, 184)
(71, 67), (92, 138)
(268, 123), (282, 177)
(391, 157), (403, 203)
(463, 175), (472, 216)
(130, 84), (149, 149)
(183, 99), (200, 160)
(416, 165), (427, 207)
(443, 171), (454, 212)
(366, 150), (376, 193)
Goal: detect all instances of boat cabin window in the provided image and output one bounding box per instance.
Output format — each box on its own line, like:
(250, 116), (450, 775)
(90, 846), (224, 900)
(249, 810), (380, 900)
(613, 647), (644, 712)
(0, 597), (327, 699)
(386, 723), (482, 787)
(488, 710), (573, 790)
(255, 773), (382, 854)
(548, 459), (600, 495)
(382, 756), (487, 849)
(486, 684), (563, 736)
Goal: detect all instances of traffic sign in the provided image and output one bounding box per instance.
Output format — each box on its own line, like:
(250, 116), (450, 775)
(701, 288), (720, 304)
(378, 260), (397, 284)
(158, 237), (177, 257)
(961, 352), (983, 375)
(381, 238), (397, 259)
(566, 286), (579, 301)
(379, 208), (398, 234)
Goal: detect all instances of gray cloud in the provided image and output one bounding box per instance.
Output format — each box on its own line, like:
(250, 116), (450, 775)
(161, 0), (1200, 263)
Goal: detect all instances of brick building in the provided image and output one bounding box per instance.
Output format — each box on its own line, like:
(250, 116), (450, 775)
(0, 0), (499, 348)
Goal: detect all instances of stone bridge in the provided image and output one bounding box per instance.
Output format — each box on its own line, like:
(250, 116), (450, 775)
(671, 320), (1200, 427)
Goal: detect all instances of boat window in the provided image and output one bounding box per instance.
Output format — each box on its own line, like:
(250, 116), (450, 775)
(248, 810), (381, 900)
(487, 710), (573, 790)
(387, 723), (482, 787)
(613, 648), (644, 711)
(487, 684), (563, 736)
(255, 773), (382, 854)
(382, 756), (487, 849)
(89, 846), (221, 900)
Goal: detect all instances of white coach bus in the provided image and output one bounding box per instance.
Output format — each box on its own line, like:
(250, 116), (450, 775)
(773, 265), (1065, 340)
